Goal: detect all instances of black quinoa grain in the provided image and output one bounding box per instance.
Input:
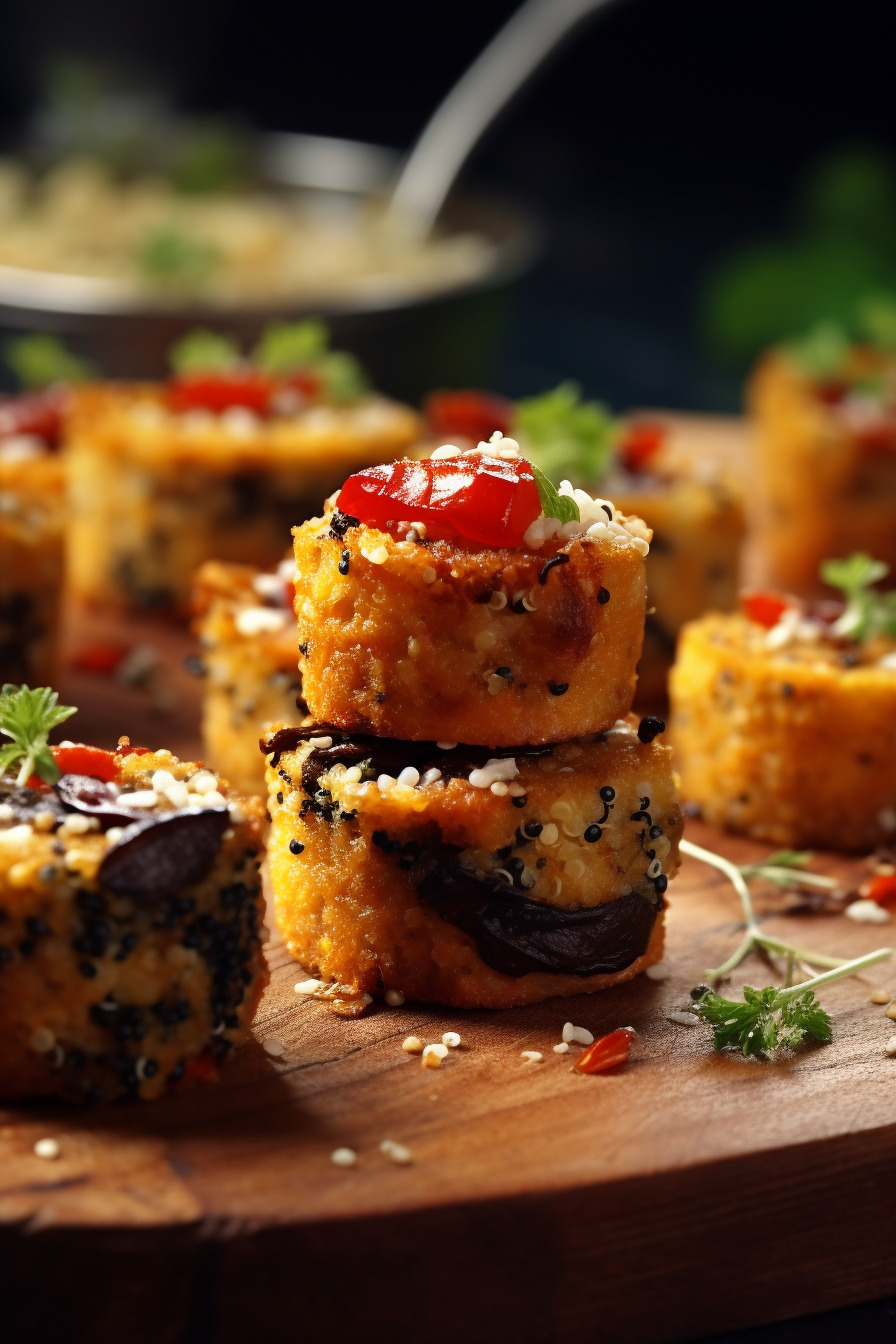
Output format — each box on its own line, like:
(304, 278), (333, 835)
(538, 554), (570, 585)
(584, 824), (602, 842)
(649, 824), (663, 839)
(600, 786), (616, 802)
(548, 681), (569, 696)
(338, 550), (351, 575)
(654, 874), (668, 895)
(597, 587), (611, 604)
(25, 917), (48, 938)
(495, 666), (514, 681)
(637, 716), (666, 744)
(690, 983), (712, 1000)
(475, 590), (493, 604)
(523, 820), (543, 838)
(508, 858), (525, 876)
(184, 654), (205, 678)
(511, 794), (528, 808)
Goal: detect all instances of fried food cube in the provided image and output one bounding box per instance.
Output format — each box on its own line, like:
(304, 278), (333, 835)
(263, 717), (682, 1009)
(0, 744), (267, 1102)
(0, 452), (65, 685)
(670, 610), (896, 849)
(193, 557), (304, 794)
(292, 506), (650, 746)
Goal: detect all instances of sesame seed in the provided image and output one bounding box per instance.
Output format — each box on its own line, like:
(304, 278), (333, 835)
(645, 961), (671, 980)
(380, 1139), (413, 1164)
(295, 978), (322, 995)
(263, 1039), (287, 1057)
(33, 1138), (60, 1161)
(845, 900), (891, 924)
(330, 1147), (357, 1167)
(540, 823), (560, 846)
(397, 767), (420, 788)
(377, 774), (396, 792)
(570, 1025), (594, 1045)
(402, 1036), (424, 1053)
(474, 629), (497, 651)
(553, 1042), (570, 1054)
(151, 769), (177, 792)
(441, 1031), (461, 1048)
(487, 591), (508, 610)
(119, 790), (160, 810)
(869, 990), (891, 1005)
(561, 1022), (576, 1043)
(885, 1036), (896, 1057)
(385, 989), (406, 1007)
(437, 741), (457, 750)
(520, 1050), (542, 1063)
(422, 1043), (448, 1068)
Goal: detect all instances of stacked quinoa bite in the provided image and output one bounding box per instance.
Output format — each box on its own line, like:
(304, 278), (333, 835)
(193, 555), (304, 795)
(670, 554), (896, 850)
(265, 434), (684, 1009)
(425, 385), (745, 706)
(67, 321), (422, 616)
(0, 685), (267, 1102)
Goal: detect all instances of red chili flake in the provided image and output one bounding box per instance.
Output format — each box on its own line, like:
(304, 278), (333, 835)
(862, 873), (896, 906)
(51, 743), (119, 782)
(0, 386), (69, 449)
(573, 1027), (636, 1074)
(740, 589), (792, 629)
(71, 641), (130, 675)
(424, 389), (514, 444)
(167, 369), (275, 416)
(114, 737), (152, 759)
(619, 421), (666, 474)
(336, 454), (542, 548)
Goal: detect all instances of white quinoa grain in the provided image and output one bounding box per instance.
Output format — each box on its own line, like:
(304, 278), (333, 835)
(308, 735), (333, 749)
(294, 979), (322, 995)
(384, 989), (406, 1007)
(441, 1031), (461, 1048)
(189, 771), (217, 794)
(33, 1138), (60, 1161)
(330, 1147), (357, 1167)
(377, 774), (396, 793)
(520, 1050), (542, 1063)
(420, 768), (442, 787)
(885, 1036), (896, 1057)
(436, 741), (457, 750)
(845, 899), (891, 924)
(474, 629), (497, 651)
(422, 1043), (448, 1068)
(487, 591), (508, 610)
(115, 791), (159, 810)
(885, 1004), (896, 1021)
(402, 1036), (424, 1053)
(379, 1139), (413, 1164)
(397, 767), (420, 788)
(422, 566), (437, 584)
(263, 1039), (287, 1057)
(645, 961), (671, 980)
(553, 1042), (570, 1054)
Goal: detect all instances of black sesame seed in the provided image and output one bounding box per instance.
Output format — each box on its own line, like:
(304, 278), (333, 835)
(511, 794), (528, 809)
(25, 917), (49, 938)
(475, 589), (494, 604)
(601, 504), (613, 520)
(338, 550), (351, 576)
(654, 874), (668, 895)
(597, 587), (611, 604)
(600, 786), (616, 802)
(495, 666), (514, 681)
(18, 940), (35, 957)
(79, 960), (98, 978)
(508, 858), (525, 876)
(584, 824), (602, 842)
(538, 554), (570, 585)
(649, 824), (663, 839)
(168, 1061), (185, 1083)
(690, 983), (711, 1000)
(637, 716), (666, 744)
(141, 1059), (159, 1079)
(376, 692), (387, 704)
(548, 682), (569, 696)
(523, 821), (543, 838)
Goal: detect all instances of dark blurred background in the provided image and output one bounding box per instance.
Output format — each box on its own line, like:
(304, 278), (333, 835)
(2, 0), (896, 409)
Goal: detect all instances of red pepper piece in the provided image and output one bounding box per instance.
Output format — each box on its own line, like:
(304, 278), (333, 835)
(71, 641), (130, 675)
(283, 368), (322, 398)
(52, 743), (119, 782)
(573, 1027), (636, 1075)
(168, 368), (275, 416)
(619, 421), (666, 474)
(180, 1052), (221, 1087)
(740, 589), (791, 629)
(854, 423), (896, 453)
(425, 389), (514, 444)
(336, 454), (542, 548)
(0, 386), (69, 449)
(863, 873), (896, 906)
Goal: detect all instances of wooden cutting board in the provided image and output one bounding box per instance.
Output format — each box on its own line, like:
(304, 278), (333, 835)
(3, 418), (896, 1344)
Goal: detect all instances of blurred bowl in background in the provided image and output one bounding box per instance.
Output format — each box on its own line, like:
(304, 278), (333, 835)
(0, 133), (539, 401)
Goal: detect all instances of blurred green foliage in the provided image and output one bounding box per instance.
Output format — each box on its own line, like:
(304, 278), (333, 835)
(701, 147), (896, 366)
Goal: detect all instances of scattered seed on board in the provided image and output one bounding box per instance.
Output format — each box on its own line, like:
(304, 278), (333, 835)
(520, 1050), (543, 1064)
(645, 961), (671, 981)
(845, 899), (891, 925)
(402, 1036), (424, 1053)
(294, 978), (322, 995)
(561, 1022), (594, 1045)
(33, 1137), (60, 1160)
(422, 1043), (448, 1068)
(885, 1004), (896, 1021)
(869, 990), (891, 1005)
(553, 1042), (570, 1054)
(380, 1139), (413, 1165)
(263, 1038), (287, 1057)
(441, 1031), (461, 1048)
(330, 1147), (357, 1167)
(384, 989), (406, 1007)
(885, 1036), (896, 1057)
(667, 1011), (700, 1026)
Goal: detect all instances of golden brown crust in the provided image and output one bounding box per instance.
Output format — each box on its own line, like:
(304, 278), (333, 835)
(670, 611), (896, 849)
(0, 453), (65, 684)
(293, 515), (648, 745)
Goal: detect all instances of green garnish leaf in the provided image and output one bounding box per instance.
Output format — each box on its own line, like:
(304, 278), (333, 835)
(316, 351), (368, 404)
(5, 334), (94, 389)
(251, 320), (329, 375)
(0, 684), (77, 787)
(693, 985), (832, 1057)
(857, 292), (896, 352)
(169, 329), (241, 376)
(515, 383), (617, 485)
(531, 463), (579, 525)
(784, 320), (851, 379)
(137, 225), (220, 289)
(821, 551), (896, 642)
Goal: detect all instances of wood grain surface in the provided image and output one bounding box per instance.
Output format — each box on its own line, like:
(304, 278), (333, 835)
(3, 418), (896, 1344)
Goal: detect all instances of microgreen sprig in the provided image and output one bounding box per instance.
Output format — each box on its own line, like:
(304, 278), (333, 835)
(0, 684), (77, 787)
(821, 552), (896, 642)
(5, 334), (94, 389)
(515, 383), (617, 485)
(531, 463), (579, 525)
(169, 329), (240, 375)
(738, 849), (840, 893)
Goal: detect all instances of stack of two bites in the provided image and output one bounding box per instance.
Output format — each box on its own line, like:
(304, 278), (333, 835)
(263, 442), (684, 1009)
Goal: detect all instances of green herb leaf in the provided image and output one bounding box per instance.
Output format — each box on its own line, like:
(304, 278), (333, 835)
(0, 684), (77, 787)
(515, 383), (617, 485)
(137, 226), (220, 289)
(5, 335), (94, 389)
(821, 551), (896, 642)
(531, 463), (579, 525)
(169, 329), (241, 376)
(693, 984), (832, 1056)
(251, 320), (329, 375)
(857, 292), (896, 352)
(316, 351), (368, 404)
(784, 320), (851, 379)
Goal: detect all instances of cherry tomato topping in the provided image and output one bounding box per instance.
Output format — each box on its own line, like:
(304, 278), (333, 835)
(740, 590), (791, 629)
(0, 386), (69, 448)
(336, 454), (542, 548)
(167, 369), (276, 416)
(71, 641), (130, 675)
(862, 873), (896, 906)
(619, 421), (666, 474)
(52, 743), (119, 782)
(424, 389), (514, 444)
(573, 1027), (636, 1075)
(180, 1052), (221, 1086)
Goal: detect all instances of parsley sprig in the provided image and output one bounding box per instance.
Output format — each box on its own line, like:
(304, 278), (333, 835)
(531, 463), (580, 524)
(0, 684), (77, 787)
(681, 837), (891, 1056)
(515, 383), (617, 485)
(821, 552), (896, 642)
(5, 334), (94, 389)
(168, 320), (368, 403)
